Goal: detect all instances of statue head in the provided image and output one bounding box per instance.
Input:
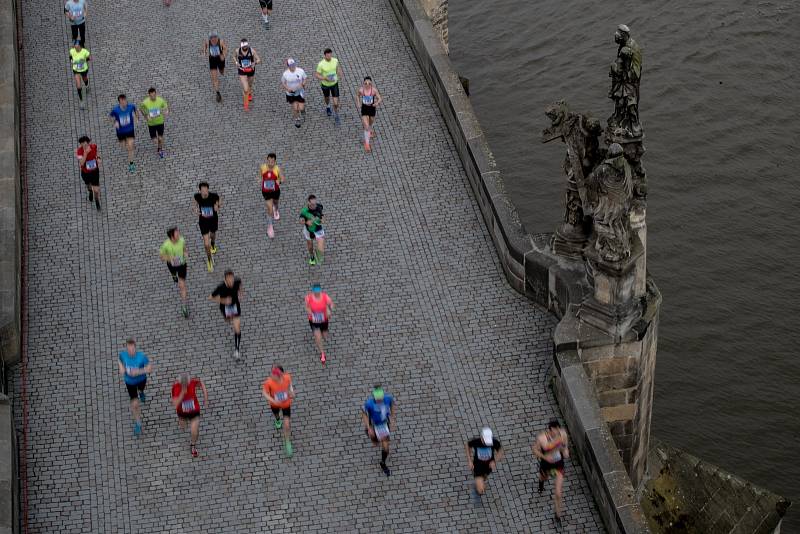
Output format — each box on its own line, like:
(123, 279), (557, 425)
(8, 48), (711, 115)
(608, 143), (624, 158)
(615, 24), (630, 45)
(545, 100), (569, 128)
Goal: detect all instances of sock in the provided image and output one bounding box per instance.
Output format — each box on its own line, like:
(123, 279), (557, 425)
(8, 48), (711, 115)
(380, 450), (388, 464)
(538, 479), (545, 492)
(77, 88), (83, 100)
(364, 130), (370, 143)
(326, 104), (331, 111)
(234, 333), (241, 350)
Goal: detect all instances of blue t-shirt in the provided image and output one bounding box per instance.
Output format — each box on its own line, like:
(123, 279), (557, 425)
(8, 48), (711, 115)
(119, 350), (149, 385)
(363, 395), (393, 425)
(65, 0), (86, 25)
(110, 104), (136, 134)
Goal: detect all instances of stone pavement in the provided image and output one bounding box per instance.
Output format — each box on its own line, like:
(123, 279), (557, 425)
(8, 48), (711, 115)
(12, 0), (604, 531)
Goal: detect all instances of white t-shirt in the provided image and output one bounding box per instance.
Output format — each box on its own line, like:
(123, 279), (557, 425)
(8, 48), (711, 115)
(282, 68), (307, 94)
(65, 0), (86, 24)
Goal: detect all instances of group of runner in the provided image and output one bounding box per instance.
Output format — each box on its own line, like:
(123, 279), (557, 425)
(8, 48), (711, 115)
(66, 0), (572, 524)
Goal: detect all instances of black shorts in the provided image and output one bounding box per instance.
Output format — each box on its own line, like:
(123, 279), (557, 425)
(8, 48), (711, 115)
(198, 216), (218, 235)
(321, 83), (340, 98)
(259, 0), (273, 8)
(540, 459), (565, 477)
(81, 170), (100, 187)
(209, 56), (225, 73)
(116, 130), (135, 141)
(125, 381), (146, 400)
(286, 94), (305, 104)
(309, 320), (329, 332)
(168, 263), (187, 279)
(473, 462), (493, 478)
(238, 69), (255, 77)
(271, 406), (291, 418)
(148, 123), (165, 139)
(179, 412), (200, 421)
(361, 105), (376, 117)
(261, 189), (280, 201)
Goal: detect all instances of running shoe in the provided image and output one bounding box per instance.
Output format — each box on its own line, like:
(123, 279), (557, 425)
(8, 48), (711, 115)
(88, 190), (93, 202)
(233, 349), (241, 360)
(95, 200), (101, 211)
(380, 462), (391, 476)
(216, 91), (222, 103)
(554, 515), (562, 529)
(128, 162), (136, 173)
(248, 93), (253, 102)
(85, 84), (90, 95)
(138, 391), (146, 403)
(320, 352), (326, 365)
(181, 304), (189, 318)
(210, 244), (218, 254)
(133, 422), (142, 436)
(365, 141), (371, 153)
(308, 257), (317, 266)
(274, 418), (283, 430)
(207, 259), (214, 272)
(191, 445), (198, 458)
(334, 114), (341, 126)
(326, 106), (332, 116)
(171, 273), (179, 284)
(284, 440), (293, 458)
(158, 150), (165, 159)
(538, 480), (545, 493)
(273, 208), (280, 221)
(79, 100), (85, 110)
(295, 119), (301, 128)
(244, 101), (249, 111)
(267, 225), (275, 239)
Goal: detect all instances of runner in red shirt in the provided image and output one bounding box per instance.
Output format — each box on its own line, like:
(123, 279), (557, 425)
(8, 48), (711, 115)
(259, 153), (283, 239)
(261, 365), (295, 457)
(304, 283), (334, 364)
(75, 135), (101, 210)
(171, 373), (209, 457)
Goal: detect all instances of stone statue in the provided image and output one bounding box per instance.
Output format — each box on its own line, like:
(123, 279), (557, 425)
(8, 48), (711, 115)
(542, 101), (606, 258)
(585, 143), (634, 262)
(607, 24), (643, 138)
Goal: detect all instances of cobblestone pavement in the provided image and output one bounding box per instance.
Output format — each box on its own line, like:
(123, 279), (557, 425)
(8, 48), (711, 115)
(12, 0), (604, 531)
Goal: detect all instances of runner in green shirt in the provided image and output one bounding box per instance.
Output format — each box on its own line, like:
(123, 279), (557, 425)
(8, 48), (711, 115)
(140, 87), (169, 158)
(69, 41), (90, 109)
(299, 194), (325, 265)
(159, 227), (190, 318)
(314, 48), (342, 125)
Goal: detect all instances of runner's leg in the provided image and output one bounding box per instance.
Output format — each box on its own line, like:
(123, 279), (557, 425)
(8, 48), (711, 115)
(554, 471), (564, 518)
(475, 475), (486, 495)
(313, 329), (324, 354)
(232, 316), (241, 351)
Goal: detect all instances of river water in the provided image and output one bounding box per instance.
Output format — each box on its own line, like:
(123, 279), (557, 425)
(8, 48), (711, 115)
(449, 0), (799, 527)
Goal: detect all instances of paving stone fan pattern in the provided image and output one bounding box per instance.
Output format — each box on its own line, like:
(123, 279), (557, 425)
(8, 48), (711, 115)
(13, 0), (604, 531)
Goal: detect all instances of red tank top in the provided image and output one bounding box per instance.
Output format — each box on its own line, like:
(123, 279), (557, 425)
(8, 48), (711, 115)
(172, 379), (201, 415)
(261, 166), (279, 192)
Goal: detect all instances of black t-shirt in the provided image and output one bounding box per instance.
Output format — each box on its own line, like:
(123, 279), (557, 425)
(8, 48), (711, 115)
(468, 438), (502, 466)
(212, 278), (241, 314)
(194, 192), (219, 219)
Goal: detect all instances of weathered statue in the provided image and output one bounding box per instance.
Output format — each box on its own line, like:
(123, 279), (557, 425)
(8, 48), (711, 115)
(541, 101), (605, 257)
(585, 143), (634, 262)
(608, 24), (643, 138)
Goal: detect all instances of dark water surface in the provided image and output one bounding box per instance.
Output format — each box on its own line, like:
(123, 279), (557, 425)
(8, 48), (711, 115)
(450, 0), (800, 526)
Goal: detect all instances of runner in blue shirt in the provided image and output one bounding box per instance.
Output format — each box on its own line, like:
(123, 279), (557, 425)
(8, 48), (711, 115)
(361, 385), (395, 476)
(109, 94), (138, 173)
(117, 338), (152, 436)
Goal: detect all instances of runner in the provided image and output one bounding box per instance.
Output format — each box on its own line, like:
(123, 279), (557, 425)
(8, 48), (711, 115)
(465, 428), (504, 501)
(117, 338), (152, 436)
(356, 76), (383, 152)
(192, 182), (221, 271)
(281, 58), (307, 128)
(261, 365), (295, 457)
(75, 136), (101, 211)
(69, 41), (90, 110)
(299, 194), (325, 265)
(108, 94), (137, 172)
(203, 32), (227, 102)
(361, 385), (395, 476)
(235, 39), (261, 111)
(304, 283), (333, 364)
(158, 227), (190, 318)
(260, 153), (283, 238)
(258, 0), (273, 27)
(533, 419), (570, 527)
(64, 0), (87, 46)
(314, 48), (342, 125)
(139, 87), (169, 158)
(171, 373), (209, 457)
(209, 270), (243, 360)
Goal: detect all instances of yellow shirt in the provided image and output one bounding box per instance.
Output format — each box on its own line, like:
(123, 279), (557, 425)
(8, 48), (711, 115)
(316, 58), (339, 86)
(70, 48), (90, 73)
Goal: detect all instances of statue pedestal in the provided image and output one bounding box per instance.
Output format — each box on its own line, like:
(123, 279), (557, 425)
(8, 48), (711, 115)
(578, 235), (644, 340)
(552, 221), (589, 260)
(630, 207), (647, 298)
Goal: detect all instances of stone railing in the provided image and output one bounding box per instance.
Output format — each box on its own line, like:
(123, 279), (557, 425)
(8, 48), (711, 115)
(386, 0), (650, 531)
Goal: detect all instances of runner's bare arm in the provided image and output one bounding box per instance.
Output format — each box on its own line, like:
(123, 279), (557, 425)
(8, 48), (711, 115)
(261, 388), (275, 404)
(375, 89), (383, 107)
(465, 443), (474, 470)
(144, 362), (153, 374)
(171, 389), (184, 409)
(561, 430), (570, 458)
(253, 49), (262, 64)
(495, 446), (505, 463)
(221, 41), (227, 61)
(389, 402), (396, 430)
(202, 40), (208, 57)
(199, 380), (209, 408)
(191, 199), (199, 216)
(117, 360), (125, 376)
(361, 410), (370, 431)
(532, 435), (544, 459)
(336, 64), (343, 80)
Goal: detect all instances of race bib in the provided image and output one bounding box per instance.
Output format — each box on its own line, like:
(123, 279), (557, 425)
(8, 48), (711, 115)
(262, 179), (276, 190)
(311, 312), (325, 323)
(200, 206), (214, 217)
(74, 9), (83, 17)
(550, 450), (562, 463)
(209, 45), (220, 56)
(75, 61), (86, 70)
(362, 94), (374, 105)
(85, 159), (97, 170)
(275, 391), (288, 402)
(241, 59), (252, 67)
(326, 74), (336, 81)
(476, 447), (493, 462)
(374, 423), (390, 440)
(170, 256), (184, 266)
(224, 304), (238, 317)
(125, 366), (138, 376)
(148, 108), (161, 118)
(118, 114), (131, 126)
(181, 399), (196, 412)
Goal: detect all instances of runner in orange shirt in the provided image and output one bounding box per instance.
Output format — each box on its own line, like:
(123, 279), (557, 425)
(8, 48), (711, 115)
(262, 365), (295, 457)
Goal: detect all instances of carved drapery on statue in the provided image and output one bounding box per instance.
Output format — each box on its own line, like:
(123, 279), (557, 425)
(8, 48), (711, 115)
(585, 143), (634, 262)
(607, 24), (642, 139)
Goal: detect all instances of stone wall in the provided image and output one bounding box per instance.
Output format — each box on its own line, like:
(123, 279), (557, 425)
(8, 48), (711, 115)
(0, 0), (21, 368)
(0, 395), (17, 534)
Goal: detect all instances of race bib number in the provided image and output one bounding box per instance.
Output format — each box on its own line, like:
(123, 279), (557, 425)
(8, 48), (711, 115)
(374, 423), (390, 440)
(74, 9), (83, 17)
(262, 179), (276, 190)
(362, 94), (374, 105)
(200, 206), (214, 217)
(241, 59), (252, 67)
(326, 74), (336, 81)
(148, 108), (161, 118)
(181, 399), (196, 412)
(275, 391), (288, 402)
(550, 450), (562, 463)
(476, 447), (493, 462)
(224, 304), (238, 317)
(209, 45), (220, 56)
(75, 61), (86, 70)
(125, 366), (138, 376)
(119, 114), (131, 126)
(170, 256), (184, 267)
(311, 312), (325, 323)
(85, 159), (97, 170)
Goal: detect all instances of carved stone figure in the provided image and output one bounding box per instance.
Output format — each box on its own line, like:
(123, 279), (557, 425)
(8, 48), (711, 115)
(541, 101), (605, 258)
(585, 143), (634, 262)
(608, 24), (643, 138)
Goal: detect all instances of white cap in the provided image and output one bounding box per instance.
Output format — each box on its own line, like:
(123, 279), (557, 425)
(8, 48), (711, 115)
(481, 427), (493, 446)
(287, 58), (296, 66)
